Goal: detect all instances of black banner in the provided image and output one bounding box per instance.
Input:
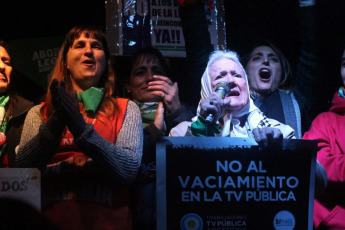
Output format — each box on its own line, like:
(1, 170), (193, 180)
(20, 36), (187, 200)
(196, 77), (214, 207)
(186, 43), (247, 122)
(156, 137), (317, 230)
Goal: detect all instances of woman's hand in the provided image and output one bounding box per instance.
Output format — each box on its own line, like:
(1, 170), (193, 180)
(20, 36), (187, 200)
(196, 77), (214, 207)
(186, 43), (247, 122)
(252, 127), (283, 148)
(50, 79), (64, 115)
(153, 101), (166, 134)
(148, 75), (181, 113)
(50, 79), (85, 136)
(199, 92), (229, 123)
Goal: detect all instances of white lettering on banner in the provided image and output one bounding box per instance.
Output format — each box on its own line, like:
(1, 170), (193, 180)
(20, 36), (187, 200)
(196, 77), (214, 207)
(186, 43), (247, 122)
(181, 190), (296, 202)
(37, 57), (57, 68)
(246, 161), (267, 173)
(224, 191), (243, 201)
(178, 175), (299, 189)
(217, 160), (267, 173)
(32, 48), (59, 59)
(206, 220), (247, 227)
(151, 0), (178, 7)
(245, 190), (296, 201)
(1, 180), (28, 192)
(151, 8), (179, 18)
(32, 48), (59, 73)
(178, 171), (299, 202)
(181, 191), (223, 202)
(154, 20), (182, 27)
(0, 168), (41, 211)
(153, 29), (181, 44)
(217, 160), (242, 173)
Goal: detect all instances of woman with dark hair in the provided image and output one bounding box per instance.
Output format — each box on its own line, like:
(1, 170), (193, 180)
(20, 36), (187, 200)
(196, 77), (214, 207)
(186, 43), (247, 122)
(242, 41), (294, 93)
(242, 40), (302, 138)
(0, 41), (34, 167)
(124, 46), (194, 229)
(125, 46), (194, 143)
(15, 25), (143, 230)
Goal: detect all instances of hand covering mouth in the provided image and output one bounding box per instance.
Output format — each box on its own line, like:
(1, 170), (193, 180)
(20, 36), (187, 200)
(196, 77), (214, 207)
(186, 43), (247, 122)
(259, 68), (271, 80)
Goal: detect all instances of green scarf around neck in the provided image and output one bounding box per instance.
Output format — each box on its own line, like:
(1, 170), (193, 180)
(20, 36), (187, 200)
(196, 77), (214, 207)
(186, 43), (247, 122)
(0, 95), (9, 158)
(77, 87), (104, 116)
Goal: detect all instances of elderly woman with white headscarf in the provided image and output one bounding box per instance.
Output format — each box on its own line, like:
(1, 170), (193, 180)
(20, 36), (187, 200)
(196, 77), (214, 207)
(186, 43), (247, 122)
(170, 50), (295, 145)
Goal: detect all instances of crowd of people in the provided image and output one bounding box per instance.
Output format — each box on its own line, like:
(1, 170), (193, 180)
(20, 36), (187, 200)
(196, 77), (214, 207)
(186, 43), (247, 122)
(0, 0), (343, 229)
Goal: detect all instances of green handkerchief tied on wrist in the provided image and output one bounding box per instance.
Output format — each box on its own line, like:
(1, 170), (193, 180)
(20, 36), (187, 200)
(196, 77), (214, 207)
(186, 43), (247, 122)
(0, 95), (9, 133)
(77, 87), (104, 116)
(0, 95), (9, 158)
(133, 100), (159, 128)
(191, 116), (221, 136)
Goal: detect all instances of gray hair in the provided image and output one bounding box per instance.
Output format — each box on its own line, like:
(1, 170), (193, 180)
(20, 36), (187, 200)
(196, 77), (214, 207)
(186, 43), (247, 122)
(200, 50), (249, 100)
(207, 50), (247, 78)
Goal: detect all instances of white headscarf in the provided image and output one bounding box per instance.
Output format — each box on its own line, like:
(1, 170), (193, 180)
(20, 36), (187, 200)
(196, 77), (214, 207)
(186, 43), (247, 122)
(196, 50), (259, 137)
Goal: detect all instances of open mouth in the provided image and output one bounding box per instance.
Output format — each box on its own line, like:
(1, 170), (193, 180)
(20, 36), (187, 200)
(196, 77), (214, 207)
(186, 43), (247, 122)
(82, 59), (95, 65)
(229, 90), (240, 96)
(259, 68), (271, 80)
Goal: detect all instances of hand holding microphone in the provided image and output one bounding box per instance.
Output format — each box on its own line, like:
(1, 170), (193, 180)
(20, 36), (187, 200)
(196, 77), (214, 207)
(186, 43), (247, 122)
(202, 81), (231, 123)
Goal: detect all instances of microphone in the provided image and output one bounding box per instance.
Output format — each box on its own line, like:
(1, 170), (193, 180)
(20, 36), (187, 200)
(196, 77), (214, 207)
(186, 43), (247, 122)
(205, 81), (231, 123)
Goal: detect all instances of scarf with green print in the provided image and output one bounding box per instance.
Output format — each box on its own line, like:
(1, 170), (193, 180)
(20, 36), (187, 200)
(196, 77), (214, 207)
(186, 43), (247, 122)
(0, 96), (9, 158)
(133, 100), (158, 128)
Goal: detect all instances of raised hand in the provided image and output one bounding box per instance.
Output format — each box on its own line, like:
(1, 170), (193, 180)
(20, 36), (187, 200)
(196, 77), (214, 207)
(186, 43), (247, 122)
(153, 101), (166, 134)
(50, 79), (65, 116)
(148, 75), (181, 113)
(49, 79), (85, 137)
(199, 92), (228, 123)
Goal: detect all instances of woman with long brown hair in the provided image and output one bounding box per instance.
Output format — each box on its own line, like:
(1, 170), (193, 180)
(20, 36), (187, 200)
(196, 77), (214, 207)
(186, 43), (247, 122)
(15, 25), (143, 230)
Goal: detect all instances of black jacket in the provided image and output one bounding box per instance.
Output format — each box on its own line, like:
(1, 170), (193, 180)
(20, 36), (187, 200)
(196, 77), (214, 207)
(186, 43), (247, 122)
(1, 95), (34, 167)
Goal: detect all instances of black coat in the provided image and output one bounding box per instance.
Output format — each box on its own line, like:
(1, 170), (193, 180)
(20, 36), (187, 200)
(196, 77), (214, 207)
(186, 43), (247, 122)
(1, 95), (34, 167)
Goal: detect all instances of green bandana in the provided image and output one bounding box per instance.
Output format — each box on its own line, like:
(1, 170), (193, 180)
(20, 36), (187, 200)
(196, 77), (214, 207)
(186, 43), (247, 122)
(133, 100), (158, 128)
(0, 95), (9, 158)
(77, 87), (104, 116)
(191, 115), (221, 136)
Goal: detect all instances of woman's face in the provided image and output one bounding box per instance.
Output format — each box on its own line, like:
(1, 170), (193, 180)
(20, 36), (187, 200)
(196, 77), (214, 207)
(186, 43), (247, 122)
(0, 46), (12, 95)
(341, 50), (345, 86)
(209, 58), (248, 114)
(127, 56), (166, 102)
(66, 33), (106, 92)
(245, 46), (282, 94)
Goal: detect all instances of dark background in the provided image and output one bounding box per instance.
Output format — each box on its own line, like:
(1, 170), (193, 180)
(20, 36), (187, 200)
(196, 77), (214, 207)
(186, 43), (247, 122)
(1, 0), (345, 123)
